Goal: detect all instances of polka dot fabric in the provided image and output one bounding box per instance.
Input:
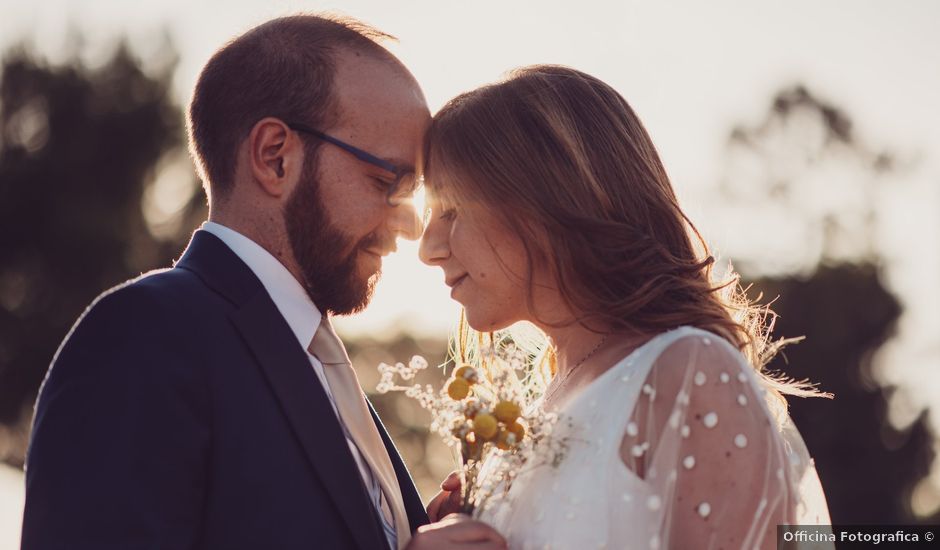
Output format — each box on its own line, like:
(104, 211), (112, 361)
(478, 327), (831, 550)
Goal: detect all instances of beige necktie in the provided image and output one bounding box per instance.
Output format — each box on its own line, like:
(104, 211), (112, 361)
(309, 315), (410, 549)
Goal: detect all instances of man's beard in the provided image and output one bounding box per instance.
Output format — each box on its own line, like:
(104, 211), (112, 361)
(284, 154), (387, 316)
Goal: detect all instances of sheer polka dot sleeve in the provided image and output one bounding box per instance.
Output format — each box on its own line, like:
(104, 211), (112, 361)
(618, 331), (832, 550)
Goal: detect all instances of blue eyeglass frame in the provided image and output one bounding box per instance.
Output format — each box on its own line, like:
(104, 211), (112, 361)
(287, 122), (418, 206)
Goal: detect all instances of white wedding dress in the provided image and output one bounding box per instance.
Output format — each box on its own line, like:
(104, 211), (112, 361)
(478, 326), (832, 550)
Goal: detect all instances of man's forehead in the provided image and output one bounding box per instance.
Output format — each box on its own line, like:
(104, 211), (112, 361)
(332, 50), (427, 116)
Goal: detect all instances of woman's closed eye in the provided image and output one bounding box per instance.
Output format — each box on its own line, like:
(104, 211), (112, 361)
(436, 207), (457, 222)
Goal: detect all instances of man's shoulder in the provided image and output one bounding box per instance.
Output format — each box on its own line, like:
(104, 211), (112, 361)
(45, 268), (215, 388)
(76, 265), (222, 331)
(103, 264), (219, 305)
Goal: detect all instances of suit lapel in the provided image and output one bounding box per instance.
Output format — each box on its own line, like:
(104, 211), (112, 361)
(231, 296), (387, 550)
(177, 231), (387, 550)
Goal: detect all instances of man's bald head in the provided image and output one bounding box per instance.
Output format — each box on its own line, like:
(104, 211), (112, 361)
(187, 14), (416, 202)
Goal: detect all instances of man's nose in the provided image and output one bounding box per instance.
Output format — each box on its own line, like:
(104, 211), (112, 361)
(388, 200), (423, 241)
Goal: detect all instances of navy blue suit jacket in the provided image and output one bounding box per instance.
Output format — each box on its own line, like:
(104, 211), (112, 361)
(22, 230), (429, 549)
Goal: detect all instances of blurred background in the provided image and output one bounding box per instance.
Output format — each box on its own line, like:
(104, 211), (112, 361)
(1, 0), (938, 546)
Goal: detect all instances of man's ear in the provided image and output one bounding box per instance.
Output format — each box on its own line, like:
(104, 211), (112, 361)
(247, 117), (304, 198)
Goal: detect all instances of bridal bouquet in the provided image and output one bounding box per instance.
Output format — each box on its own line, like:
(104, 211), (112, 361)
(376, 342), (567, 515)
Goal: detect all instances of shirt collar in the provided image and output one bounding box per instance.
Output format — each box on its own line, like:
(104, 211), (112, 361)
(201, 221), (322, 348)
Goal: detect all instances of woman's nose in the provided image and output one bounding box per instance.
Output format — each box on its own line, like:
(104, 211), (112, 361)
(419, 217), (450, 266)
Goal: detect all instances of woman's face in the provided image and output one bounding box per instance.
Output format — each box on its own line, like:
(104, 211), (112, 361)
(419, 190), (533, 332)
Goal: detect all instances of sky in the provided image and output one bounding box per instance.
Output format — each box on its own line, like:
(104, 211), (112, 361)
(1, 1), (939, 545)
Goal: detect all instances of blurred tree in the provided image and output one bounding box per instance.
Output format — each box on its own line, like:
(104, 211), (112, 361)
(0, 39), (205, 467)
(750, 264), (937, 523)
(722, 86), (937, 522)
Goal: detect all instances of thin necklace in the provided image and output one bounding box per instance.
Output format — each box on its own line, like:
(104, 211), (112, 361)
(543, 334), (610, 405)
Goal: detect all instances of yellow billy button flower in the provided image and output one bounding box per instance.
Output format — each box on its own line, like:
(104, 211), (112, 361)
(455, 365), (480, 384)
(447, 377), (471, 400)
(493, 400), (521, 424)
(472, 413), (499, 440)
(506, 421), (526, 441)
(495, 428), (518, 450)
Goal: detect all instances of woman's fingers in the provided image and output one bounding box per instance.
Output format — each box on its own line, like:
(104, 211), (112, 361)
(445, 515), (505, 544)
(422, 514), (507, 544)
(426, 490), (448, 522)
(426, 472), (465, 522)
(441, 471), (462, 491)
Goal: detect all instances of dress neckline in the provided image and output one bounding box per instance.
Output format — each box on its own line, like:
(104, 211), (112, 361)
(541, 327), (688, 413)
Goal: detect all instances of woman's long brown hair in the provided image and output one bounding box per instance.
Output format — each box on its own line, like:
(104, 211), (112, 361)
(426, 65), (821, 399)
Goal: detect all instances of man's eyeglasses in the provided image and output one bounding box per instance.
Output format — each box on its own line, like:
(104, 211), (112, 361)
(287, 122), (420, 206)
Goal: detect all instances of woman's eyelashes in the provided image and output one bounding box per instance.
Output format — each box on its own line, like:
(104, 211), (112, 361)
(427, 199), (457, 222)
(437, 207), (457, 222)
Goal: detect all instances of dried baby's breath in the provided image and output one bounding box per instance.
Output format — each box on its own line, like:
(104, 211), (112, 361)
(377, 344), (567, 515)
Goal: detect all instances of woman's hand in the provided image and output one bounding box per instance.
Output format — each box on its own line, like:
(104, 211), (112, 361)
(407, 513), (507, 550)
(425, 471), (463, 522)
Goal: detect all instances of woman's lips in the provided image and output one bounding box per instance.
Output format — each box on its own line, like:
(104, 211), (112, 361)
(448, 274), (468, 298)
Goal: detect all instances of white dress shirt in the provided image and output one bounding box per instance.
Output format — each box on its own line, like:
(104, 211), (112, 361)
(201, 222), (394, 544)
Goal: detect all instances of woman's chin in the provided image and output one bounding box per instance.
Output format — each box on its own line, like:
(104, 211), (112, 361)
(463, 307), (515, 333)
